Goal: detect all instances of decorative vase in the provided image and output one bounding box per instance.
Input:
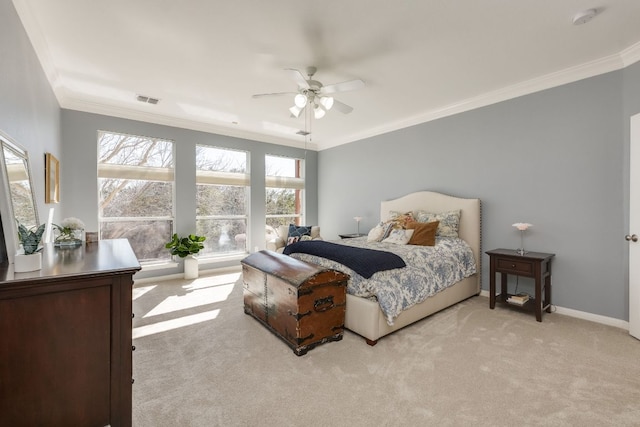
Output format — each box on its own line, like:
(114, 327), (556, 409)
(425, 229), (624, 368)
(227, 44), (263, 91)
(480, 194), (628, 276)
(184, 255), (199, 279)
(55, 229), (84, 247)
(14, 252), (42, 272)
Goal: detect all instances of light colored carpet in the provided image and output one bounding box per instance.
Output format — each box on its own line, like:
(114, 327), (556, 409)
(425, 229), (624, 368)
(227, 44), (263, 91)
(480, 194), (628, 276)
(132, 271), (640, 427)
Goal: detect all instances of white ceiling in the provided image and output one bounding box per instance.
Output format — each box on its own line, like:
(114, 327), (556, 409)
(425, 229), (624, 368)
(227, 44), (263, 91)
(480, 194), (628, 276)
(12, 0), (640, 151)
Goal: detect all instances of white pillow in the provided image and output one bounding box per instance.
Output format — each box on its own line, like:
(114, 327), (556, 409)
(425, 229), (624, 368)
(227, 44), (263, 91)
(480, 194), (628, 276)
(381, 228), (414, 245)
(367, 223), (385, 242)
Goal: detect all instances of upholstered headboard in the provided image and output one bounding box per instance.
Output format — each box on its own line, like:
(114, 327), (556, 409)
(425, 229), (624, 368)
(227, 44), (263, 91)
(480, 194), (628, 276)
(380, 191), (482, 283)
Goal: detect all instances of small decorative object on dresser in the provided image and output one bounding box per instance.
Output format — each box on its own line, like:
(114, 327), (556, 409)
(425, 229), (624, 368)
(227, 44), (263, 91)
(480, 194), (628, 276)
(486, 248), (555, 322)
(14, 222), (46, 272)
(54, 217), (85, 247)
(85, 231), (98, 244)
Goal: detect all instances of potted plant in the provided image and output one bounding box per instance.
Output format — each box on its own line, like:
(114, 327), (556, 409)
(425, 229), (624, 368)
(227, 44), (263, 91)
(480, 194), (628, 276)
(165, 233), (206, 279)
(15, 222), (46, 272)
(54, 217), (85, 247)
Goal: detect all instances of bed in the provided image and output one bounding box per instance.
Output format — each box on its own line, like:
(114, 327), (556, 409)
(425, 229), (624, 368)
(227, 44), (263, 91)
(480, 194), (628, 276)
(286, 191), (481, 345)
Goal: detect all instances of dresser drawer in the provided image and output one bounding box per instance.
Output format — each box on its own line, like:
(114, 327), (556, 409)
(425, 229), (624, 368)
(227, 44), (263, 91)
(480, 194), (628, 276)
(496, 258), (534, 276)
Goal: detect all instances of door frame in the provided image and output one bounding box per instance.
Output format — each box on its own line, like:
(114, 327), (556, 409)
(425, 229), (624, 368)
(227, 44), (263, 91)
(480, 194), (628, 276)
(629, 113), (640, 339)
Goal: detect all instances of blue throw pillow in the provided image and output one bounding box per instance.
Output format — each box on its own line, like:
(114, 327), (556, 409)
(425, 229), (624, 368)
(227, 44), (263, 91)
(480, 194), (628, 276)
(287, 224), (312, 246)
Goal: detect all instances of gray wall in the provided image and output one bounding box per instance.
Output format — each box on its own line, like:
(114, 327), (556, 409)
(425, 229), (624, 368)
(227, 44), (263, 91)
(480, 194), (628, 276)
(4, 0), (639, 320)
(0, 0), (61, 256)
(60, 110), (318, 278)
(319, 67), (640, 322)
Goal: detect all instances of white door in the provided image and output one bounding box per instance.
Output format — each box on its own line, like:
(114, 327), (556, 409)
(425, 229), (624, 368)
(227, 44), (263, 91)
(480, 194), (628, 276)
(630, 113), (640, 340)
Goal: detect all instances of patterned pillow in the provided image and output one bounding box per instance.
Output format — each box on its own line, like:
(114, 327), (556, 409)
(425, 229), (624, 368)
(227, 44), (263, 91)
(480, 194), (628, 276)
(415, 210), (460, 237)
(287, 224), (312, 246)
(368, 212), (420, 243)
(388, 211), (416, 228)
(381, 228), (414, 245)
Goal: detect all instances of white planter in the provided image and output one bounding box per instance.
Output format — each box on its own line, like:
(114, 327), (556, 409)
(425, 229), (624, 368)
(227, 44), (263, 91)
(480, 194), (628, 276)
(14, 252), (42, 272)
(184, 255), (199, 279)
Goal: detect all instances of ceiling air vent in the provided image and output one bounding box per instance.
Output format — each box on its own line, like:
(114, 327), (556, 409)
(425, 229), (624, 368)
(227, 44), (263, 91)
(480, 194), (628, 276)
(136, 95), (159, 104)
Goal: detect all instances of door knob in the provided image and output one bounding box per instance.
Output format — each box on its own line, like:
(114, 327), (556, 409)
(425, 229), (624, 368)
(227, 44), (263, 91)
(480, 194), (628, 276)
(626, 234), (638, 242)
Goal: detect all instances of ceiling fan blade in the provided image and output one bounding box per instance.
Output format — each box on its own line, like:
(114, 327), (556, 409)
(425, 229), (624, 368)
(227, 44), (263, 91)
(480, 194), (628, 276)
(252, 91), (295, 99)
(321, 79), (365, 95)
(284, 68), (310, 89)
(332, 99), (354, 114)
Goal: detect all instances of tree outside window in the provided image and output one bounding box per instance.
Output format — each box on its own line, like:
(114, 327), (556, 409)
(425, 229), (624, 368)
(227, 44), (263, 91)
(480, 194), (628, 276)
(98, 131), (174, 263)
(265, 155), (305, 234)
(196, 145), (249, 256)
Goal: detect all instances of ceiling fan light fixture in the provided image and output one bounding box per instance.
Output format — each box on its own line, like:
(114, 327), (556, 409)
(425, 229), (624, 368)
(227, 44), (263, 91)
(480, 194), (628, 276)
(320, 96), (334, 110)
(289, 105), (303, 118)
(314, 105), (326, 119)
(294, 93), (307, 108)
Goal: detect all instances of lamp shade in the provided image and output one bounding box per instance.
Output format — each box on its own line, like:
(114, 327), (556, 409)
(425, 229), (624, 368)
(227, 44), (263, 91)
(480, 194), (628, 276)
(289, 105), (303, 118)
(294, 93), (307, 108)
(320, 96), (334, 110)
(314, 105), (326, 119)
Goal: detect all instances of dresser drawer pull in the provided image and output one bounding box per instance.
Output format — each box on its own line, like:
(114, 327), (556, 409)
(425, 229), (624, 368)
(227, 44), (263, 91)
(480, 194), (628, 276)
(314, 296), (335, 312)
(132, 345), (136, 351)
(511, 264), (516, 268)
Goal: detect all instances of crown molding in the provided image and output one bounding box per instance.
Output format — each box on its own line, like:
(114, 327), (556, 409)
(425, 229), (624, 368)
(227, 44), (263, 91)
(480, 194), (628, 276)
(621, 40), (640, 67)
(12, 0), (62, 92)
(60, 97), (318, 151)
(320, 49), (630, 150)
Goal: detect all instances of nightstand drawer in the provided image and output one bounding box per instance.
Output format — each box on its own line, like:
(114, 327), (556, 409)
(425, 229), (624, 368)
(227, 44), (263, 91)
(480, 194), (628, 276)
(496, 258), (534, 275)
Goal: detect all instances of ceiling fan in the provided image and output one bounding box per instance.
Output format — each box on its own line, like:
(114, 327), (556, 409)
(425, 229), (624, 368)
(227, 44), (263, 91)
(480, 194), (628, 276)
(252, 66), (365, 119)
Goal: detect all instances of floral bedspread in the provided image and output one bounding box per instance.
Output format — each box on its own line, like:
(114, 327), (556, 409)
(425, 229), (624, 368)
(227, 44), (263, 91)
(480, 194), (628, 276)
(288, 236), (477, 325)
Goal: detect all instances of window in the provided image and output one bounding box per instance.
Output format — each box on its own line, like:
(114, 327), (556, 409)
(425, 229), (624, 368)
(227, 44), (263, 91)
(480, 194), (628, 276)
(196, 146), (249, 256)
(98, 131), (174, 263)
(265, 155), (305, 234)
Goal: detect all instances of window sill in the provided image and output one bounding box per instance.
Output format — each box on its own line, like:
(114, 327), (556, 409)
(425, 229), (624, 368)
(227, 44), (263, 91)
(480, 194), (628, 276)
(140, 261), (179, 272)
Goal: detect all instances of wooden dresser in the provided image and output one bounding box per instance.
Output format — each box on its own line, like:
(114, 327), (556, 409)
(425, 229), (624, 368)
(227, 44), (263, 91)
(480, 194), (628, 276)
(0, 239), (141, 427)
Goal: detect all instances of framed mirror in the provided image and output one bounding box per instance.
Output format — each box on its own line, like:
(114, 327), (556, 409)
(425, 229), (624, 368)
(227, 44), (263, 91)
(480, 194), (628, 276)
(0, 131), (39, 264)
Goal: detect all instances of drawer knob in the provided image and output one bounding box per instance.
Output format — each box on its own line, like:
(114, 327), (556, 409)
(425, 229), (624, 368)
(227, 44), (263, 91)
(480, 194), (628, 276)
(132, 345), (136, 351)
(511, 264), (516, 268)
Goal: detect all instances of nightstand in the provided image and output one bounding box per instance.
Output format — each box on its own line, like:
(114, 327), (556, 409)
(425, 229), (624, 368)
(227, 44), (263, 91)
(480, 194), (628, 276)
(486, 248), (555, 322)
(338, 233), (366, 239)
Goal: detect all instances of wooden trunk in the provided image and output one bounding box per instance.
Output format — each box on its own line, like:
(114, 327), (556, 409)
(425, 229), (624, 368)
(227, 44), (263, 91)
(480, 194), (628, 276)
(242, 250), (348, 356)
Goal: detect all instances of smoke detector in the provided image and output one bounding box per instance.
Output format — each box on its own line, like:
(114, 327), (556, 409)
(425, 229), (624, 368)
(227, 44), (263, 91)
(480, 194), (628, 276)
(572, 8), (599, 25)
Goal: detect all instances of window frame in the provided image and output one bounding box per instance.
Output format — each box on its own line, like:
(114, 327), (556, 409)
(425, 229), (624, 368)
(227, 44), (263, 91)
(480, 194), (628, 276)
(97, 130), (176, 264)
(265, 154), (306, 229)
(195, 145), (250, 258)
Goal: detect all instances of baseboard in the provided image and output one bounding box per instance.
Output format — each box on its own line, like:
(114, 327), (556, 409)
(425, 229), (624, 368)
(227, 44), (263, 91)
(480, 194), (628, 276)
(134, 265), (242, 285)
(478, 290), (629, 331)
